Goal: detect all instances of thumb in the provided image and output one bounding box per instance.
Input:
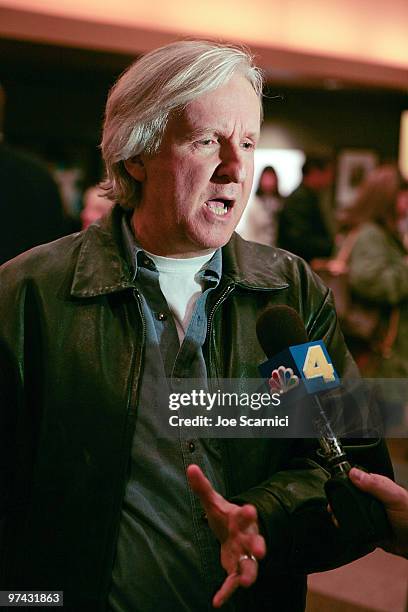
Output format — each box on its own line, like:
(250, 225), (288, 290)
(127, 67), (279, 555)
(349, 468), (407, 510)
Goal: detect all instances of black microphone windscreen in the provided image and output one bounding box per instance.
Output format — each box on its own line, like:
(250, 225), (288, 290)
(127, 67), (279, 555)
(256, 305), (309, 358)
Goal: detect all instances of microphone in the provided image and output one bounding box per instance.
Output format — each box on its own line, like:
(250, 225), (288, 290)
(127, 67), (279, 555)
(257, 305), (344, 459)
(256, 305), (391, 545)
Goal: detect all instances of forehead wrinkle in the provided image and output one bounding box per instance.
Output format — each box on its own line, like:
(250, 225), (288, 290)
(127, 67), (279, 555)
(166, 80), (261, 143)
(187, 105), (259, 131)
(176, 117), (260, 143)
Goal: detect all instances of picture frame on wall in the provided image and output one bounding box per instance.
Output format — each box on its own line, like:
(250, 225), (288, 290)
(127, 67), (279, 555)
(336, 149), (378, 208)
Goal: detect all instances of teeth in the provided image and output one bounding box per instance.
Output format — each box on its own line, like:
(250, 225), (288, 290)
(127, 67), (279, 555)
(207, 200), (229, 216)
(213, 207), (228, 216)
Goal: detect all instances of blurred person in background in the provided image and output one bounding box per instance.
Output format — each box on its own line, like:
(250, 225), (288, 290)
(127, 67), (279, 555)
(0, 83), (66, 265)
(236, 165), (282, 246)
(341, 164), (408, 379)
(277, 155), (335, 262)
(81, 184), (113, 229)
(396, 181), (408, 250)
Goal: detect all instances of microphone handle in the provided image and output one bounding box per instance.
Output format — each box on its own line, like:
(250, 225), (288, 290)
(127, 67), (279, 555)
(325, 466), (392, 545)
(313, 396), (391, 545)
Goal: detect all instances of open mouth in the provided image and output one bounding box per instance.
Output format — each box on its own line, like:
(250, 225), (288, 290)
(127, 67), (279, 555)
(205, 199), (233, 216)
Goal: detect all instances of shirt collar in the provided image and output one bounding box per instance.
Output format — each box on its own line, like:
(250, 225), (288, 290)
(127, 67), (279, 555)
(121, 213), (222, 284)
(70, 205), (289, 298)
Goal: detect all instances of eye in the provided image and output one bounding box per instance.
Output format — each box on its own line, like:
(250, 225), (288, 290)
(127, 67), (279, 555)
(198, 138), (217, 146)
(241, 141), (255, 150)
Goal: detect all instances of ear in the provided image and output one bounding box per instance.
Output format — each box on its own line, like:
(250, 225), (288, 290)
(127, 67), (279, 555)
(124, 156), (146, 182)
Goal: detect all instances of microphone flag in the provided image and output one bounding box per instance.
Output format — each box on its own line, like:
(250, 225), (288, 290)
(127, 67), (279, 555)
(259, 340), (341, 394)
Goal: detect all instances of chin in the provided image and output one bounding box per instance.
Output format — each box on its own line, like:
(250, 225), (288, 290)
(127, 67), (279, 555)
(198, 233), (232, 251)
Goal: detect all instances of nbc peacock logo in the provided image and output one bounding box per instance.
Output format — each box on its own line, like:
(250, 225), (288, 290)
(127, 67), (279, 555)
(268, 366), (299, 395)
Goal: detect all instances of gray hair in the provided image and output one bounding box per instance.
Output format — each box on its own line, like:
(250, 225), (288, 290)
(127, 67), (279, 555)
(100, 40), (263, 209)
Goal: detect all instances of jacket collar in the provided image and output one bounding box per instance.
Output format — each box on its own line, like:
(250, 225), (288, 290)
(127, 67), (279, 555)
(222, 232), (290, 290)
(71, 204), (289, 297)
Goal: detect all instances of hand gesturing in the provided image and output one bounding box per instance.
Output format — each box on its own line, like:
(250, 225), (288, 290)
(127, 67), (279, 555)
(187, 464), (266, 608)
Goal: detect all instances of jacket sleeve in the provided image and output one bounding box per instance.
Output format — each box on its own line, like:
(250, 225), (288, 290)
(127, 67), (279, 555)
(231, 440), (392, 574)
(231, 277), (393, 574)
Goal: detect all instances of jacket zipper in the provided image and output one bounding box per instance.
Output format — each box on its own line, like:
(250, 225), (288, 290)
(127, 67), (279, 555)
(205, 281), (286, 378)
(206, 283), (235, 382)
(132, 288), (147, 394)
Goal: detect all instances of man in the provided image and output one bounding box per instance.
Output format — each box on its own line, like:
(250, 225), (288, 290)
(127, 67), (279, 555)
(0, 41), (392, 611)
(277, 156), (335, 262)
(0, 83), (66, 265)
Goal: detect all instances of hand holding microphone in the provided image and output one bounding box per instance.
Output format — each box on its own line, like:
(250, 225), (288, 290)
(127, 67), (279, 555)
(348, 468), (408, 558)
(256, 305), (392, 547)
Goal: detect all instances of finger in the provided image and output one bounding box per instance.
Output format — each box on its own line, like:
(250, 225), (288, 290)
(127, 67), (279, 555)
(186, 464), (224, 511)
(230, 527), (266, 561)
(231, 506), (266, 559)
(237, 555), (259, 588)
(243, 533), (266, 560)
(349, 468), (408, 509)
(234, 504), (258, 531)
(231, 504), (260, 542)
(212, 572), (240, 608)
(225, 530), (265, 567)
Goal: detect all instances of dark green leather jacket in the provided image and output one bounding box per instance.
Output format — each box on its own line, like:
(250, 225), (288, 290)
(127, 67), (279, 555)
(0, 205), (392, 611)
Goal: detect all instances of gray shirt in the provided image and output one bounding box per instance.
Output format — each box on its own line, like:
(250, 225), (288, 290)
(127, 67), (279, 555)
(108, 216), (230, 612)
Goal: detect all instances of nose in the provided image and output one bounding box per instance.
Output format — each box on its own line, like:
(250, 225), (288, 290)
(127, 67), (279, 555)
(215, 144), (247, 184)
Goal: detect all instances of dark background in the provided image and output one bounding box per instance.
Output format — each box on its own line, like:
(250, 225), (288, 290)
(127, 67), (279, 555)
(1, 37), (407, 186)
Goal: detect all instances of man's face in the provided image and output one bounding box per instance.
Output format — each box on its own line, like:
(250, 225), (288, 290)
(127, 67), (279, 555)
(127, 73), (261, 257)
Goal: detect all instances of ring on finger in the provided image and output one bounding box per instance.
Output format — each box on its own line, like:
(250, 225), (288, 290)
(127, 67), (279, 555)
(238, 553), (257, 565)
